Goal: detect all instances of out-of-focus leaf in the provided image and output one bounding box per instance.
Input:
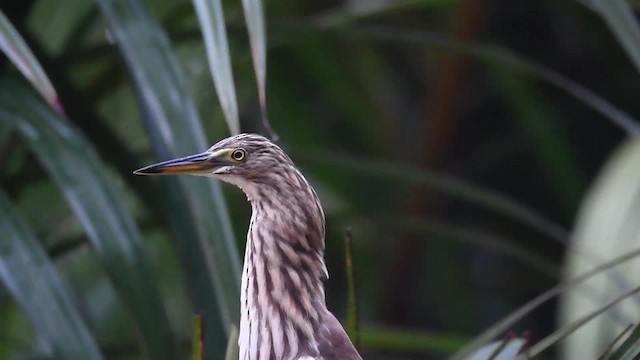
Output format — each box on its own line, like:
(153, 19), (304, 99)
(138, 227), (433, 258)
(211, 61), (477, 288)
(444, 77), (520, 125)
(616, 325), (640, 360)
(0, 81), (178, 359)
(193, 0), (240, 134)
(600, 323), (637, 360)
(0, 10), (61, 114)
(360, 327), (466, 355)
(374, 216), (560, 278)
(451, 245), (640, 360)
(313, 0), (456, 27)
(587, 0), (640, 74)
(241, 0), (277, 139)
(560, 139), (640, 359)
(0, 191), (103, 359)
(492, 66), (585, 214)
(95, 0), (242, 354)
(305, 25), (640, 135)
(192, 314), (203, 360)
(224, 325), (239, 360)
(465, 338), (525, 360)
(529, 284), (640, 359)
(296, 148), (568, 243)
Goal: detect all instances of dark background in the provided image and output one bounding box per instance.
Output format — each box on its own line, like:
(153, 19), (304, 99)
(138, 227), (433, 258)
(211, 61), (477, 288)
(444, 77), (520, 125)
(1, 0), (639, 359)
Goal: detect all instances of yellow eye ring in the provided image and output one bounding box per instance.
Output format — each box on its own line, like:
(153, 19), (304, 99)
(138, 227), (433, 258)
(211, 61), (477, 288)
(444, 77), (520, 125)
(231, 148), (247, 161)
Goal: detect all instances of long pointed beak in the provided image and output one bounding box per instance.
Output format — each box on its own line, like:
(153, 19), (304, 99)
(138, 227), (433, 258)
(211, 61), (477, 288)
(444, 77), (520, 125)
(134, 151), (226, 176)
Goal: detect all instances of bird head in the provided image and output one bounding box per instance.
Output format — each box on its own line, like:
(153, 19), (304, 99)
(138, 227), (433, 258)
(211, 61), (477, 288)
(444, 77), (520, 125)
(134, 133), (294, 198)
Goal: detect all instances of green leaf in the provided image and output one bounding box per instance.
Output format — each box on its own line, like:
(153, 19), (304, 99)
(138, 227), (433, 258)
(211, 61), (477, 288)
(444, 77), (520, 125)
(491, 66), (585, 214)
(0, 81), (179, 359)
(312, 0), (456, 27)
(192, 314), (203, 360)
(588, 0), (640, 74)
(617, 330), (640, 360)
(0, 191), (103, 359)
(375, 216), (560, 279)
(0, 9), (61, 114)
(609, 323), (640, 359)
(528, 284), (640, 359)
(451, 245), (640, 360)
(241, 0), (277, 139)
(560, 139), (640, 359)
(360, 327), (466, 355)
(94, 0), (242, 353)
(296, 148), (568, 243)
(193, 0), (240, 134)
(305, 24), (640, 135)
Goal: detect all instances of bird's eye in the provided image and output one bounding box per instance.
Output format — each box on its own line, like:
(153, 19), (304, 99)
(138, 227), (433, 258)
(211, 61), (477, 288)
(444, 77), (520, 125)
(231, 148), (247, 162)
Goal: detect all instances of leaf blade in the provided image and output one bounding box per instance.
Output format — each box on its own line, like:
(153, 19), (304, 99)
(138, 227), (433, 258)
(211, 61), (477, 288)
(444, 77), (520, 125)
(0, 81), (179, 359)
(193, 0), (240, 135)
(588, 0), (640, 74)
(0, 10), (61, 114)
(94, 0), (242, 353)
(0, 191), (103, 359)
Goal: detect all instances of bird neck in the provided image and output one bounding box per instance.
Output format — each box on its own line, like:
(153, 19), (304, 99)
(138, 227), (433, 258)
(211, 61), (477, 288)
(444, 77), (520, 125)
(239, 171), (330, 358)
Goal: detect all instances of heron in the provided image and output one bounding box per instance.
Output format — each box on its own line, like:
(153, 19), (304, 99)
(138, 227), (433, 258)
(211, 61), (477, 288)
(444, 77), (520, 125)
(135, 133), (362, 360)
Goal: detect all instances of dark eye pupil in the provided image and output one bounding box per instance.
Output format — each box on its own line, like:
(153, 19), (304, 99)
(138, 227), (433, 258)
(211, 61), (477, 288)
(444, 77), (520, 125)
(233, 150), (244, 160)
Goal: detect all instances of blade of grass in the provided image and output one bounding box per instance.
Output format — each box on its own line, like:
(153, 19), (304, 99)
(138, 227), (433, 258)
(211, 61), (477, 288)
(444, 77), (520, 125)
(0, 10), (61, 114)
(241, 0), (277, 139)
(617, 325), (640, 360)
(95, 1), (242, 355)
(192, 0), (239, 135)
(449, 246), (640, 360)
(587, 0), (640, 74)
(192, 314), (203, 360)
(0, 191), (103, 359)
(522, 285), (640, 359)
(608, 322), (640, 359)
(598, 323), (635, 360)
(0, 81), (179, 359)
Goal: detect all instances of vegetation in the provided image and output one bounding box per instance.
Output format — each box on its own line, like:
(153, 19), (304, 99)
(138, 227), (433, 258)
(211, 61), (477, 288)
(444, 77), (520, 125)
(2, 0), (640, 359)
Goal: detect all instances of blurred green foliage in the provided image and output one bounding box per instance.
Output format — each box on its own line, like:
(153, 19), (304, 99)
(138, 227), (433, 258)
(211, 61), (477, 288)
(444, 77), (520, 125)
(2, 0), (640, 359)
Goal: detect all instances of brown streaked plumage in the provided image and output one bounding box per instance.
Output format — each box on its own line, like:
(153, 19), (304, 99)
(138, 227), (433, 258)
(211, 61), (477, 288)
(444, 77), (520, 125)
(135, 133), (362, 360)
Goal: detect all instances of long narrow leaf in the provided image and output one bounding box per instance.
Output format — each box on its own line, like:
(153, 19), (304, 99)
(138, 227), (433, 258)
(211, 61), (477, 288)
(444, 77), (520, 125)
(296, 148), (569, 243)
(525, 285), (640, 359)
(360, 327), (466, 355)
(0, 191), (103, 359)
(601, 323), (637, 360)
(95, 0), (242, 354)
(241, 0), (277, 139)
(450, 246), (640, 360)
(587, 0), (640, 74)
(0, 10), (61, 114)
(0, 81), (178, 359)
(302, 24), (640, 135)
(193, 0), (240, 134)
